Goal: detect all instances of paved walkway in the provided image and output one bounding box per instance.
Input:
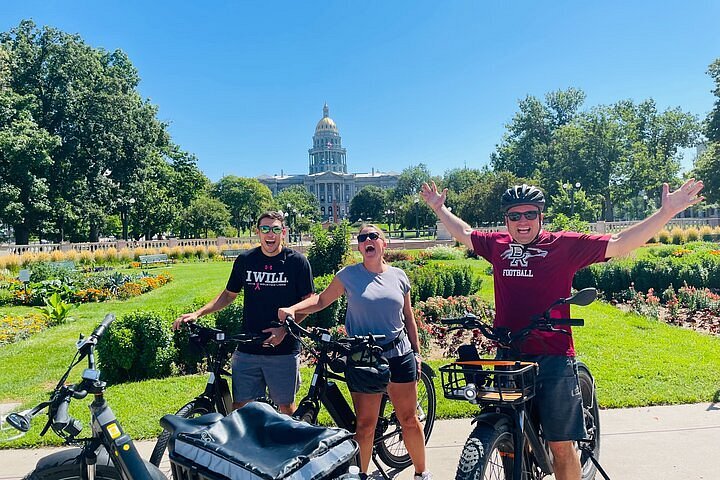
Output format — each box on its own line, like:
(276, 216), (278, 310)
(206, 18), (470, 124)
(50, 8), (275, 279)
(2, 403), (719, 479)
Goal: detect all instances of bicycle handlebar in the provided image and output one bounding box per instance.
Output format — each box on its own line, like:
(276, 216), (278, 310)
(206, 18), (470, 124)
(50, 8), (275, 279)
(440, 288), (595, 348)
(283, 316), (386, 354)
(185, 322), (270, 346)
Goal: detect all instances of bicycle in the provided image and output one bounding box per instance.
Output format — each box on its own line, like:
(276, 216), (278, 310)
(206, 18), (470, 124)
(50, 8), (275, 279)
(438, 288), (610, 480)
(4, 314), (166, 480)
(149, 323), (270, 467)
(283, 316), (437, 479)
(5, 317), (360, 480)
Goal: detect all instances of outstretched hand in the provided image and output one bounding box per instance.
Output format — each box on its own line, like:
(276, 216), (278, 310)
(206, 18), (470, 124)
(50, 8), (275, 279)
(662, 178), (704, 216)
(420, 181), (448, 212)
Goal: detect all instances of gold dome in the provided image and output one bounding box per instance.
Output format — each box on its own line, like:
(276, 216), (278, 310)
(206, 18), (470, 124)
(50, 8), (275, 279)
(315, 116), (337, 132)
(315, 103), (338, 133)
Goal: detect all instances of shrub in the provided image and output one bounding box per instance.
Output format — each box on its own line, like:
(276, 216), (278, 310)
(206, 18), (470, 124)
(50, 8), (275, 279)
(305, 274), (346, 328)
(383, 250), (413, 262)
(78, 250), (94, 265)
(700, 226), (714, 242)
(307, 221), (352, 276)
(424, 245), (464, 260)
(97, 310), (176, 384)
(105, 247), (118, 262)
(669, 227), (685, 245)
(407, 264), (480, 303)
(656, 229), (671, 244)
(118, 248), (134, 262)
(685, 227), (700, 242)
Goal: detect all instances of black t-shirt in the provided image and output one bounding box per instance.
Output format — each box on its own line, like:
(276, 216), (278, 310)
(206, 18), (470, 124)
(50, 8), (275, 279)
(226, 246), (314, 355)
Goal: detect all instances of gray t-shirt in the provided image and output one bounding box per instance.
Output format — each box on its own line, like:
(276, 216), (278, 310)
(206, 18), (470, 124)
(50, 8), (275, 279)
(336, 263), (412, 358)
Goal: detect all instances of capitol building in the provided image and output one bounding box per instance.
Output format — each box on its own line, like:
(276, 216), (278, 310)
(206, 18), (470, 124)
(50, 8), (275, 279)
(258, 104), (399, 221)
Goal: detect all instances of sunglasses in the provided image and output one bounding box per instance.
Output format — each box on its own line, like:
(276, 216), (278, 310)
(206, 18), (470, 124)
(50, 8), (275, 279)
(259, 225), (283, 234)
(505, 211), (541, 222)
(357, 232), (381, 242)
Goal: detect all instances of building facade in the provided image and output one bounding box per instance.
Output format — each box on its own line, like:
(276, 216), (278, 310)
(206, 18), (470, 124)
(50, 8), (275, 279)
(258, 104), (399, 221)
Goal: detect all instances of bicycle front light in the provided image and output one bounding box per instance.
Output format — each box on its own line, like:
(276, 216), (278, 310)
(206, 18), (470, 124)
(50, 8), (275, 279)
(463, 383), (478, 402)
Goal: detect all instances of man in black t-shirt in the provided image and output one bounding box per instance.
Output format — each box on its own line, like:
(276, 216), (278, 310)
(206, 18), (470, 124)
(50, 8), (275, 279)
(174, 211), (314, 414)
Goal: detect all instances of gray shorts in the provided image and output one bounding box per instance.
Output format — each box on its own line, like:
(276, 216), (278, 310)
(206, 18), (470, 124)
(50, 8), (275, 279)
(231, 351), (301, 406)
(526, 355), (586, 442)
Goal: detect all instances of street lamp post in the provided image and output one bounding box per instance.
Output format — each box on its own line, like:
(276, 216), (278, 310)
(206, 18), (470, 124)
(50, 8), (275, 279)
(385, 209), (395, 236)
(120, 197), (136, 240)
(563, 182), (581, 216)
(414, 197), (420, 238)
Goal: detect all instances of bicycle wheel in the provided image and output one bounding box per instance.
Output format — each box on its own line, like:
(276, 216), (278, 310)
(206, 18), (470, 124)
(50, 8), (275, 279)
(22, 448), (121, 480)
(293, 400), (319, 424)
(577, 363), (600, 480)
(149, 398), (214, 467)
(374, 366), (437, 470)
(455, 421), (518, 480)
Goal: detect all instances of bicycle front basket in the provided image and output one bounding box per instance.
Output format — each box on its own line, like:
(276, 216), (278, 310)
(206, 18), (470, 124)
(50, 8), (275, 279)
(440, 360), (537, 405)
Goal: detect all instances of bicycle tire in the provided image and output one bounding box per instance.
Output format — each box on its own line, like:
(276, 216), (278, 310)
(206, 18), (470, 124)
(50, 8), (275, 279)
(455, 421), (520, 480)
(374, 366), (437, 469)
(149, 398), (214, 467)
(293, 401), (319, 424)
(577, 363), (600, 480)
(22, 448), (120, 480)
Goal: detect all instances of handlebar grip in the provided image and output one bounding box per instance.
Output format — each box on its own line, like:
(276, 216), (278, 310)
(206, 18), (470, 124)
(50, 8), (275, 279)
(93, 314), (116, 339)
(53, 397), (83, 438)
(550, 318), (585, 327)
(440, 318), (463, 325)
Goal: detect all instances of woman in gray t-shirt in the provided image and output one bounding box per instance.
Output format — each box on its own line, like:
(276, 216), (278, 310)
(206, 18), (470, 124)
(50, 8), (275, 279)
(278, 225), (431, 480)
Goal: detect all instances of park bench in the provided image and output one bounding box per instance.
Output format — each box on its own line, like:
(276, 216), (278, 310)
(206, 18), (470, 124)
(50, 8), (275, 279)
(221, 249), (245, 261)
(138, 253), (171, 267)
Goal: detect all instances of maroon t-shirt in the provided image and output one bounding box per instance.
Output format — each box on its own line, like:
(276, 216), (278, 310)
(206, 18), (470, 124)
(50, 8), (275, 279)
(471, 230), (610, 356)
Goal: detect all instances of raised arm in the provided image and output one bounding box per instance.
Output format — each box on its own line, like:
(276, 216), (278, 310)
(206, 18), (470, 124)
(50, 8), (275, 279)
(420, 181), (474, 250)
(605, 179), (704, 258)
(278, 276), (346, 322)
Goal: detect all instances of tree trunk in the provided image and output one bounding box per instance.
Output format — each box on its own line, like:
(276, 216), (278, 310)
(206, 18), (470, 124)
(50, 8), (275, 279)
(14, 224), (30, 245)
(89, 221), (100, 243)
(604, 194), (614, 221)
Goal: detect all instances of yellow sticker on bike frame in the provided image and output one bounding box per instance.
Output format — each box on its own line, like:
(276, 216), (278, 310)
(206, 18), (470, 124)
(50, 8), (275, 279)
(106, 423), (121, 439)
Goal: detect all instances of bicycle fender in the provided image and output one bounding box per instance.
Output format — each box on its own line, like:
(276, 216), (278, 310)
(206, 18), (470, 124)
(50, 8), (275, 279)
(470, 411), (513, 431)
(34, 447), (114, 470)
(420, 362), (436, 378)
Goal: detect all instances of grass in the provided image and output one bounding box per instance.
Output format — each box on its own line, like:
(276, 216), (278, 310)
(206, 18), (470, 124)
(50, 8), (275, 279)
(2, 256), (720, 448)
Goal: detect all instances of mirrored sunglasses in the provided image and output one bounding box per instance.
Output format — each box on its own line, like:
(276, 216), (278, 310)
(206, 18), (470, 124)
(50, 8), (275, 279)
(505, 211), (540, 222)
(259, 225), (283, 234)
(357, 232), (381, 242)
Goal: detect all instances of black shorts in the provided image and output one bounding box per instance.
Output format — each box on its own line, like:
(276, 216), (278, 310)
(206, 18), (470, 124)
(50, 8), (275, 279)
(523, 354), (586, 442)
(386, 352), (418, 384)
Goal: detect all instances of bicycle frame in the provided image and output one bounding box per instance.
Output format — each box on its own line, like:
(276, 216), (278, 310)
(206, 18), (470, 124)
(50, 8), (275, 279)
(5, 314), (164, 480)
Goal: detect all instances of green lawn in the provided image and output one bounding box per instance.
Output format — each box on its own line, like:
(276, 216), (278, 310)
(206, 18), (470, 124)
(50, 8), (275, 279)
(2, 258), (720, 447)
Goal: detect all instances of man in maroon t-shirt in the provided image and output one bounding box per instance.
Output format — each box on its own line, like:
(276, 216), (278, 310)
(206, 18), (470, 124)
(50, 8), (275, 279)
(421, 180), (703, 480)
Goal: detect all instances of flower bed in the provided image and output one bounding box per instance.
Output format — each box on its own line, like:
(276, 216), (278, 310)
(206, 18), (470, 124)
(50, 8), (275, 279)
(620, 283), (720, 335)
(1, 265), (173, 307)
(0, 313), (48, 345)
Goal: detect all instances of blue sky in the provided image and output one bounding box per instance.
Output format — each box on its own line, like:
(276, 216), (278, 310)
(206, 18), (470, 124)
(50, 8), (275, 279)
(3, 1), (719, 181)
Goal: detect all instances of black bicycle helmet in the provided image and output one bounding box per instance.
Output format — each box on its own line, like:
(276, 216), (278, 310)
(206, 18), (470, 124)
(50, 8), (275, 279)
(501, 184), (546, 212)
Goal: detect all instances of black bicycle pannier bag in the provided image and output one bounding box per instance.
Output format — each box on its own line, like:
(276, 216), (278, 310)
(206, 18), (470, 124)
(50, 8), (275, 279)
(169, 402), (357, 480)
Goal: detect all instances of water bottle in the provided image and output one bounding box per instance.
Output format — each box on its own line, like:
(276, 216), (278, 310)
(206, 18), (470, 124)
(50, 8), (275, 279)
(338, 465), (362, 479)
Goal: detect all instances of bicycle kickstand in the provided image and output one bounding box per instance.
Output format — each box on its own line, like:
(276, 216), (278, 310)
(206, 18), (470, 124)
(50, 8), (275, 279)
(581, 445), (612, 480)
(371, 451), (392, 480)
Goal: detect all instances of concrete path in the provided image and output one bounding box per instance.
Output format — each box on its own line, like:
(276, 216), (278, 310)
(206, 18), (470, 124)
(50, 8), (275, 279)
(2, 403), (719, 480)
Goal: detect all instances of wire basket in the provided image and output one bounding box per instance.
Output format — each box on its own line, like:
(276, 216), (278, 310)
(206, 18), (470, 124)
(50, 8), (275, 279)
(440, 360), (538, 405)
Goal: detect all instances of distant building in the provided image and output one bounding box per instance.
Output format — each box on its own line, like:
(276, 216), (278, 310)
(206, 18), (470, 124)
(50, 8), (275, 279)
(258, 104), (399, 221)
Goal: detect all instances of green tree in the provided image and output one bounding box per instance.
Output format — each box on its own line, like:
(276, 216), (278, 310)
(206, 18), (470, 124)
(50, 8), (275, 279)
(0, 88), (60, 244)
(273, 185), (320, 224)
(456, 171), (524, 226)
(349, 185), (385, 222)
(214, 176), (272, 235)
(393, 164), (432, 200)
(181, 195), (230, 238)
(1, 20), (173, 242)
(693, 58), (720, 204)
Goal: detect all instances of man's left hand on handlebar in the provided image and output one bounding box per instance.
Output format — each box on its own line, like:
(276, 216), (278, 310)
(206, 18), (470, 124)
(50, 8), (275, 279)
(262, 325), (287, 348)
